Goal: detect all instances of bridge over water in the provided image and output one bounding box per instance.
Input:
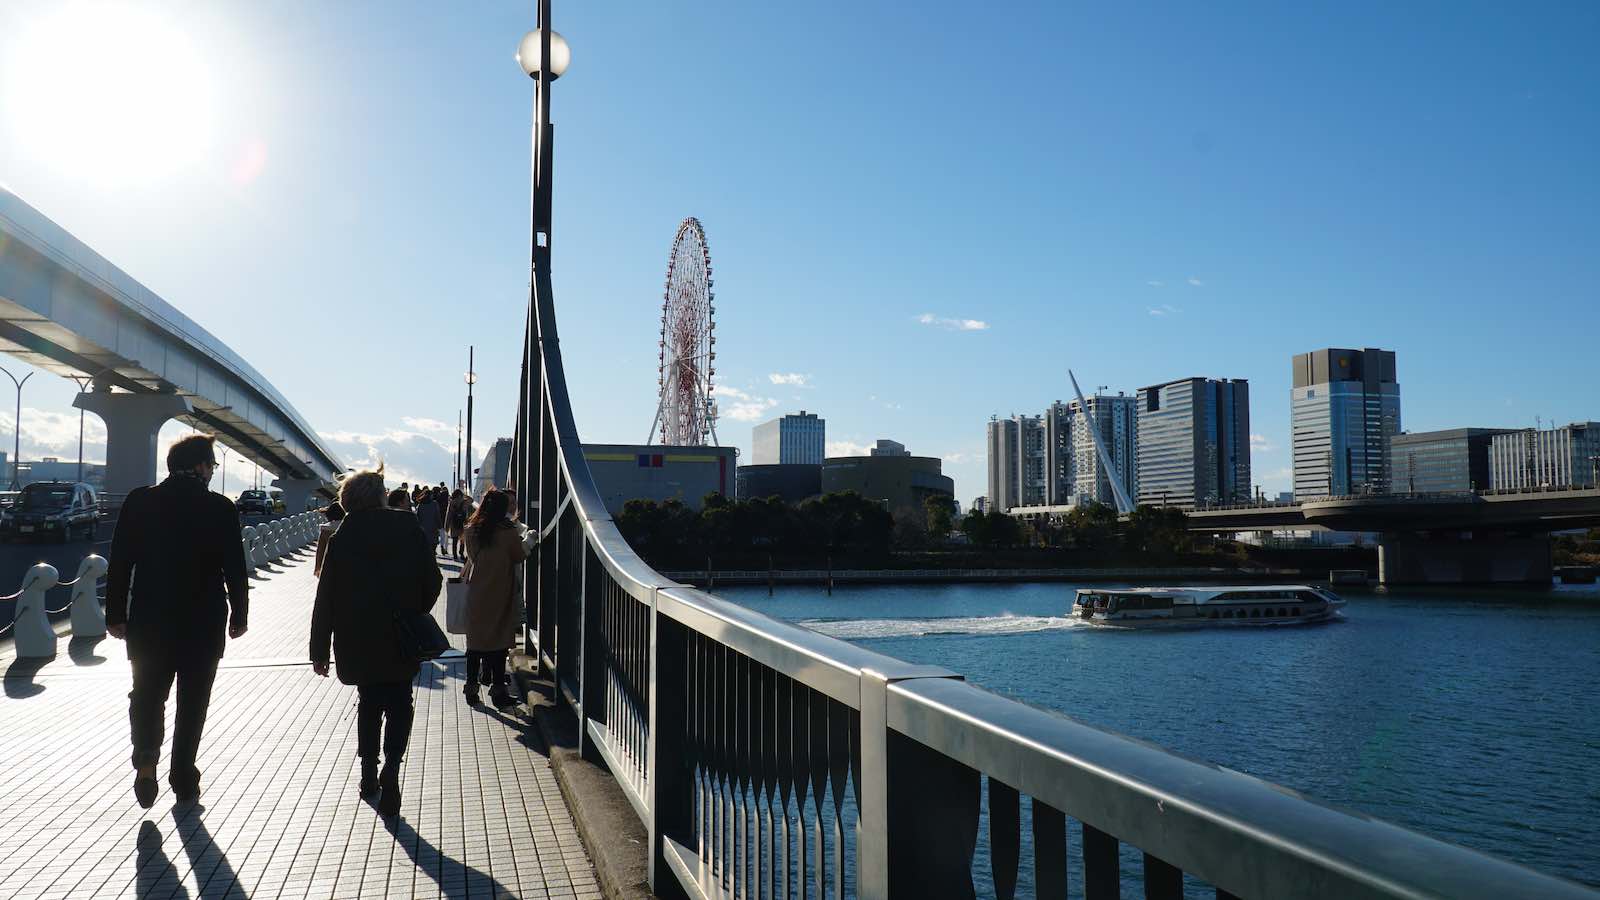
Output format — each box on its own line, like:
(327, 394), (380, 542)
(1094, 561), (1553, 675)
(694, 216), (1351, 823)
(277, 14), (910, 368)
(1185, 487), (1600, 584)
(499, 5), (1596, 895)
(0, 188), (342, 504)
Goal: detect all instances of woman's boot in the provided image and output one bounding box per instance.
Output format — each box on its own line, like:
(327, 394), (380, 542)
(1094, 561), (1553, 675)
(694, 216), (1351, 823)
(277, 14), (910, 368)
(377, 764), (401, 817)
(359, 758), (379, 799)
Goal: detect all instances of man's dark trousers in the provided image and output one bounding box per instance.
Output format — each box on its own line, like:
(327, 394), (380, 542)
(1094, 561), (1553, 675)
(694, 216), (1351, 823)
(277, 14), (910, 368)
(129, 657), (220, 787)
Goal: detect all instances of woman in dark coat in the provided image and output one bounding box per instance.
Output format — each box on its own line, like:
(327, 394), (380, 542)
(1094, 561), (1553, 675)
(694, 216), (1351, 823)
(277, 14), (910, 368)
(310, 470), (442, 816)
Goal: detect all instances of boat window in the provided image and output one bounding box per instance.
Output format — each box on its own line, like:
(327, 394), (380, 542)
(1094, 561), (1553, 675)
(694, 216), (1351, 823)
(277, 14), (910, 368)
(1250, 609), (1260, 618)
(1292, 607), (1301, 617)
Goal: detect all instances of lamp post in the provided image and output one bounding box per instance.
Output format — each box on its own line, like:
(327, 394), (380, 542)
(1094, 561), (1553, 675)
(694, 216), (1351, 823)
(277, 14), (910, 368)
(464, 347), (476, 496)
(456, 410), (463, 490)
(64, 372), (107, 484)
(0, 364), (34, 490)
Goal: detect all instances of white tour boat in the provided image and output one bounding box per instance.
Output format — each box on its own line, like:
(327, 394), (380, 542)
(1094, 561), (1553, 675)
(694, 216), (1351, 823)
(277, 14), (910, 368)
(1072, 585), (1346, 627)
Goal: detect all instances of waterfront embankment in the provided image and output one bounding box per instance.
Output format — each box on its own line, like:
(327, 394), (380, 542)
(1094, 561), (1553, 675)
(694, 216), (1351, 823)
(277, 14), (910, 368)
(665, 565), (1310, 587)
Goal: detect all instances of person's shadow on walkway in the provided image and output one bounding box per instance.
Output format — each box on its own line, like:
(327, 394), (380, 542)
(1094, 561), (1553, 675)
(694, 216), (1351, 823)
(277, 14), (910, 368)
(170, 804), (243, 899)
(134, 821), (189, 899)
(384, 815), (516, 900)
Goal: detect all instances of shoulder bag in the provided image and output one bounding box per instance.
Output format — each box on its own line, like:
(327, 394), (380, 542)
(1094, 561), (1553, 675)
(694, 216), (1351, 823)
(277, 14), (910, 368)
(394, 608), (450, 663)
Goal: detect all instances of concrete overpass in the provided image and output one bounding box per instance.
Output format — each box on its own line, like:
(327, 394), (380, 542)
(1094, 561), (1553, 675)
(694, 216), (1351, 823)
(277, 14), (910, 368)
(0, 188), (342, 506)
(1184, 487), (1600, 585)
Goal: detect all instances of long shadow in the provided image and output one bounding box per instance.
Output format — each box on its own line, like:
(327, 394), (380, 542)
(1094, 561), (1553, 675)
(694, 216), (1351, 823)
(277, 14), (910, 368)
(68, 634), (108, 666)
(383, 815), (517, 900)
(134, 821), (190, 899)
(171, 804), (242, 899)
(3, 656), (49, 699)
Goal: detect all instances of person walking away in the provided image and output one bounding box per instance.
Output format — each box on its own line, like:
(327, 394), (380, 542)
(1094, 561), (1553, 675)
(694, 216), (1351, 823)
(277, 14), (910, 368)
(433, 486), (451, 554)
(309, 470), (442, 817)
(415, 490), (442, 558)
(387, 488), (413, 511)
(462, 489), (527, 709)
(448, 490), (473, 561)
(314, 501), (345, 576)
(106, 434), (249, 808)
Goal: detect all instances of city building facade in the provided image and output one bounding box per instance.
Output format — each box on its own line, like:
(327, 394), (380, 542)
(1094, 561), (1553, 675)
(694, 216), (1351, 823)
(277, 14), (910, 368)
(1016, 415), (1046, 508)
(986, 417), (1018, 512)
(870, 439), (909, 457)
(1135, 377), (1251, 509)
(752, 411), (825, 465)
(1488, 422), (1600, 490)
(735, 463), (821, 504)
(1290, 348), (1400, 498)
(822, 445), (954, 526)
(1390, 428), (1508, 494)
(474, 438), (515, 497)
(1045, 393), (1137, 508)
(583, 443), (738, 515)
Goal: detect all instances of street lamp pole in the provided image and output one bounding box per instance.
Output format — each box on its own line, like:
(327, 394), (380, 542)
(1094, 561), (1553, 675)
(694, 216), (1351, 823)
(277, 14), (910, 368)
(456, 410), (463, 490)
(464, 347), (476, 495)
(0, 365), (34, 490)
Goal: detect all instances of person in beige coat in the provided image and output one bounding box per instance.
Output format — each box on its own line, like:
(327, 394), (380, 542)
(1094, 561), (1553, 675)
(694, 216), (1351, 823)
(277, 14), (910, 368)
(462, 489), (528, 709)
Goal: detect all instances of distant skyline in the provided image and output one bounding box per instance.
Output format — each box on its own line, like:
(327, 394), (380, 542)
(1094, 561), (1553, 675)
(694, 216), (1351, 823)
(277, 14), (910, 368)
(1, 1), (1597, 500)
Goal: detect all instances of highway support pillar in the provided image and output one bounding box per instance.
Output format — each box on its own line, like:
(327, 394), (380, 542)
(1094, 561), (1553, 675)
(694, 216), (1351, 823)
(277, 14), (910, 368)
(272, 477), (322, 514)
(72, 390), (192, 494)
(1378, 531), (1552, 585)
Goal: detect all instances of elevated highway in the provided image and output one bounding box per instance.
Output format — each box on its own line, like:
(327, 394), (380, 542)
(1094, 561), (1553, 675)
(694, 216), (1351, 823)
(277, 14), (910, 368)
(0, 189), (342, 504)
(1185, 487), (1600, 584)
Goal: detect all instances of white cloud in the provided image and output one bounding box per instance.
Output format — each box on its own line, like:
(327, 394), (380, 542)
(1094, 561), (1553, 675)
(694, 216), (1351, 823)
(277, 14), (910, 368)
(768, 373), (811, 387)
(318, 425), (468, 490)
(716, 385), (778, 422)
(915, 313), (989, 332)
(1146, 280), (1165, 287)
(1250, 433), (1276, 452)
(1187, 277), (1204, 286)
(1148, 304), (1179, 317)
(826, 440), (873, 457)
(0, 407), (109, 464)
(401, 416), (453, 434)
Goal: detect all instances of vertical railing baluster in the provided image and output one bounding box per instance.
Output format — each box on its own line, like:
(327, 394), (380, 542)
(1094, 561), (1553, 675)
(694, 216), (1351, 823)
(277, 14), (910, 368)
(775, 675), (794, 900)
(646, 598), (692, 899)
(1143, 853), (1182, 900)
(988, 780), (1021, 900)
(809, 691), (829, 899)
(760, 666), (777, 900)
(849, 713), (861, 900)
(1033, 799), (1067, 899)
(792, 686), (811, 899)
(827, 701), (849, 900)
(734, 652), (749, 898)
(1082, 823), (1120, 900)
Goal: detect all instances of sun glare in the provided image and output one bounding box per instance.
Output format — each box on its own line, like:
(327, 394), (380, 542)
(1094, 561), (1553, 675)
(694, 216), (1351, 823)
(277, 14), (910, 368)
(3, 3), (217, 186)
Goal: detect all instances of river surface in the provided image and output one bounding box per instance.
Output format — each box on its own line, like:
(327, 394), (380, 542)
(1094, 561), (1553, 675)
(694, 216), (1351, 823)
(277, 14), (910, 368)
(720, 581), (1600, 890)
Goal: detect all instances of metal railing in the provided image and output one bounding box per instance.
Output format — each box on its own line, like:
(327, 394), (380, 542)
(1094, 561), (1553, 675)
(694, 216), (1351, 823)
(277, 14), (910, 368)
(509, 247), (1591, 900)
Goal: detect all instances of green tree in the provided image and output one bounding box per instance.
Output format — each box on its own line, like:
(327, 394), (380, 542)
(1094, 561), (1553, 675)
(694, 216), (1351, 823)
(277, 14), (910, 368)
(1062, 502), (1118, 552)
(924, 495), (954, 539)
(1124, 504), (1191, 558)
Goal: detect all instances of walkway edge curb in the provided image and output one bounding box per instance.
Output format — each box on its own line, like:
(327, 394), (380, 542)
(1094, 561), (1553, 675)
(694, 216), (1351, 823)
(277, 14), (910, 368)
(513, 653), (657, 900)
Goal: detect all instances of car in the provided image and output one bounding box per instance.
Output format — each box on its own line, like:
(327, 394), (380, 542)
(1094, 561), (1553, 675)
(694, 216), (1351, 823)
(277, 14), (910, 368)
(238, 489), (274, 515)
(2, 481), (100, 543)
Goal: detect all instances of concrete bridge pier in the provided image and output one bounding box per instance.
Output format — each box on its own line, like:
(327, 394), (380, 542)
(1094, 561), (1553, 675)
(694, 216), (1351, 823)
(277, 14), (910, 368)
(272, 476), (321, 514)
(1378, 531), (1552, 585)
(73, 390), (192, 494)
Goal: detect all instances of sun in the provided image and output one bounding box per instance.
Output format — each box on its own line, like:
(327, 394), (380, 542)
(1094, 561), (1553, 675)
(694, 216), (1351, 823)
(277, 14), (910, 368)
(3, 2), (217, 186)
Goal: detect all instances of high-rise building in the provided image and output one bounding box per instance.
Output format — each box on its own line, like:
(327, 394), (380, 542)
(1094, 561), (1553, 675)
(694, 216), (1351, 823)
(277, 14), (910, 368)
(1135, 377), (1251, 509)
(1391, 428), (1509, 494)
(752, 411), (825, 465)
(1016, 415), (1047, 508)
(1045, 394), (1137, 508)
(986, 417), (1018, 512)
(1290, 348), (1400, 498)
(1488, 422), (1600, 490)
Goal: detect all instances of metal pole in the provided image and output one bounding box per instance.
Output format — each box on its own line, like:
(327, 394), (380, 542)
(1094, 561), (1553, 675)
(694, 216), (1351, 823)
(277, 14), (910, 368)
(456, 410), (463, 490)
(465, 346), (475, 496)
(0, 365), (33, 490)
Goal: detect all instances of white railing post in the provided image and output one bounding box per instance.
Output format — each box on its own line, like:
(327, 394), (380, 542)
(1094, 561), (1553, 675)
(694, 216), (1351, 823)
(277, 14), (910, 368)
(271, 522), (287, 560)
(13, 563), (62, 658)
(241, 525), (257, 570)
(69, 555), (108, 637)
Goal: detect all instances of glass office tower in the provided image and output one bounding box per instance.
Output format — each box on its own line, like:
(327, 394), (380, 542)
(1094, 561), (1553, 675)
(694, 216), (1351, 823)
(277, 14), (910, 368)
(753, 411), (826, 465)
(1290, 348), (1400, 499)
(1390, 428), (1506, 494)
(1135, 377), (1251, 509)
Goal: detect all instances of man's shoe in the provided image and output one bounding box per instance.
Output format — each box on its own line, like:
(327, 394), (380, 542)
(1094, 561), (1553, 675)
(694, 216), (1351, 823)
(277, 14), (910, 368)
(359, 761), (379, 798)
(133, 774), (158, 809)
(464, 684), (481, 707)
(377, 771), (401, 817)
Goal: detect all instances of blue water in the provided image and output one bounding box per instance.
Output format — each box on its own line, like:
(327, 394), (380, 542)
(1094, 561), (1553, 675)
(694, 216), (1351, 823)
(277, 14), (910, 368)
(721, 581), (1600, 888)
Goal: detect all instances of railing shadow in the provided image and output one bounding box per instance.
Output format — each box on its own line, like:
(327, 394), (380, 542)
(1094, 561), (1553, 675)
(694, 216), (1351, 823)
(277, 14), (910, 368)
(383, 815), (516, 899)
(68, 634), (107, 666)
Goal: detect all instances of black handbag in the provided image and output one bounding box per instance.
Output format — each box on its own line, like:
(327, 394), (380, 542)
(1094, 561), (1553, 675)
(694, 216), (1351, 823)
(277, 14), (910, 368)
(394, 609), (450, 663)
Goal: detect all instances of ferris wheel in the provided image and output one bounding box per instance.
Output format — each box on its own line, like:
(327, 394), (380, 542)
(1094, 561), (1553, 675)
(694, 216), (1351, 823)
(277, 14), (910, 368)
(648, 217), (718, 446)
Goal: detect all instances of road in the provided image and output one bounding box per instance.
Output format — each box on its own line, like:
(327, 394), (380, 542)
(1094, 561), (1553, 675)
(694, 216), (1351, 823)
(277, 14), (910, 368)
(0, 511), (298, 630)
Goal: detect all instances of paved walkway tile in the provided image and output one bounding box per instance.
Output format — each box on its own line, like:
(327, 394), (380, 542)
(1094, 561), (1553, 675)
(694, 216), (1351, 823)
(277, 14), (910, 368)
(0, 550), (601, 899)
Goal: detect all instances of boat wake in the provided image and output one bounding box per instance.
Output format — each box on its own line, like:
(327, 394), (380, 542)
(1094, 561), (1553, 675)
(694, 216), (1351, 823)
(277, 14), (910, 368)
(797, 613), (1091, 641)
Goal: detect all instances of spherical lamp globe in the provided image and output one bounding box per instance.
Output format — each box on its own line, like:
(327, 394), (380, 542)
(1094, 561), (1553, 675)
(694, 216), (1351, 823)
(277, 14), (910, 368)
(516, 30), (571, 80)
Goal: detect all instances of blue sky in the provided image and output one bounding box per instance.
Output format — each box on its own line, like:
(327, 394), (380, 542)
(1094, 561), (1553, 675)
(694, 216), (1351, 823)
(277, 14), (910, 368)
(1, 1), (1596, 500)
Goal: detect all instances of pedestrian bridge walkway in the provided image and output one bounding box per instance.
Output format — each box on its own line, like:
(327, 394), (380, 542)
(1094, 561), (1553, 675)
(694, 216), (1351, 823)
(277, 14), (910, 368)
(0, 547), (602, 899)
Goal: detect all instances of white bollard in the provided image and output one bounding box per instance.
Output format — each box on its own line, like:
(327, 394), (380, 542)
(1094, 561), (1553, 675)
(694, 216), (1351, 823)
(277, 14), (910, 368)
(271, 522), (288, 560)
(69, 555), (109, 637)
(241, 525), (256, 567)
(12, 563), (62, 658)
(245, 525), (265, 568)
(296, 514), (311, 546)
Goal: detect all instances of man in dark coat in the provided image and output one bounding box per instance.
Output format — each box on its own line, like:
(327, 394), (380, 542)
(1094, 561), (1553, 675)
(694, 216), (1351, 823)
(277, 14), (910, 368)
(310, 469), (441, 815)
(106, 434), (249, 808)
